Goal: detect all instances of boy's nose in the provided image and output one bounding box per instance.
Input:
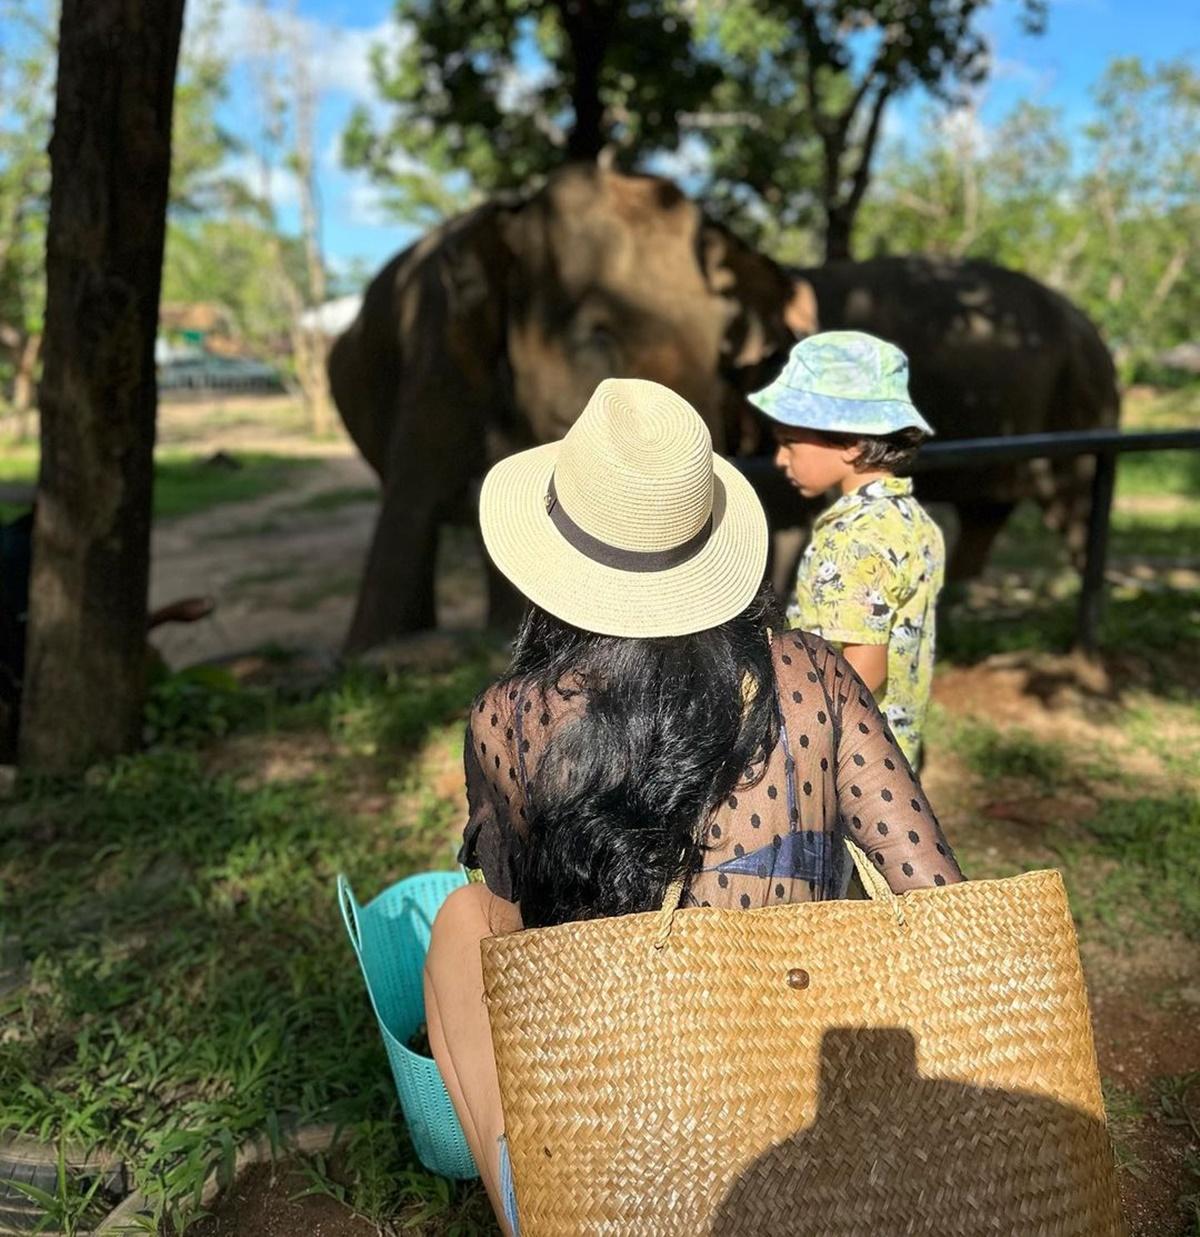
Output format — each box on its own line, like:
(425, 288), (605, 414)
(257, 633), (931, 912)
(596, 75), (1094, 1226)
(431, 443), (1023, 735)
(773, 444), (789, 470)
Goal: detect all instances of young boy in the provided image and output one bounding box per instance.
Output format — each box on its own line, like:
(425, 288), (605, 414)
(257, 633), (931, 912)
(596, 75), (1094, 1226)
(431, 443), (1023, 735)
(749, 331), (943, 769)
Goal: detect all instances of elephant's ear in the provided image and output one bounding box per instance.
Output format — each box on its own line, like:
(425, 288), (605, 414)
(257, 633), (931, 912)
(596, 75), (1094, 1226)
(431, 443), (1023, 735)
(699, 220), (795, 386)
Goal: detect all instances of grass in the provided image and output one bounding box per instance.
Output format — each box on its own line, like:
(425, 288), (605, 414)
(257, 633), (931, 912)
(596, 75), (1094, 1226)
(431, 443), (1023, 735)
(0, 447), (316, 524)
(0, 651), (503, 1234)
(1157, 1074), (1200, 1235)
(281, 486), (379, 515)
(945, 718), (1069, 786)
(1067, 792), (1200, 942)
(2, 383), (1198, 1232)
(288, 573), (362, 611)
(1102, 1079), (1149, 1178)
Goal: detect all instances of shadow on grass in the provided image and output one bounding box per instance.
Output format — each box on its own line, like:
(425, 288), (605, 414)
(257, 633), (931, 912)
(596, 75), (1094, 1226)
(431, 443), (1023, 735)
(939, 586), (1200, 694)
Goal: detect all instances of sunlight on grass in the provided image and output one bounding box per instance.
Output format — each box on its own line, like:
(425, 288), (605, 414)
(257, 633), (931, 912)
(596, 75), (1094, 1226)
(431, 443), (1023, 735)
(0, 448), (316, 522)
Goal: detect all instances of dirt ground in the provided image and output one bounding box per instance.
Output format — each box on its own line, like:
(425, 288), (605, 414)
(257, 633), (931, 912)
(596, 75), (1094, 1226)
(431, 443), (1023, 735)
(149, 397), (487, 668)
(180, 1163), (378, 1237)
(145, 397), (1199, 1235)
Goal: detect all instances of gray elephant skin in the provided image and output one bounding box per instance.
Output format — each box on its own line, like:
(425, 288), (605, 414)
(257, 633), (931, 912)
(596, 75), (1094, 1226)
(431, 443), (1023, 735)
(330, 166), (1119, 651)
(329, 164), (793, 650)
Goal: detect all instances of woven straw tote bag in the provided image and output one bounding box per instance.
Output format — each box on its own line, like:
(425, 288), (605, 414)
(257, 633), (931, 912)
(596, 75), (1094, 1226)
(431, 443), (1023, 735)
(481, 841), (1126, 1236)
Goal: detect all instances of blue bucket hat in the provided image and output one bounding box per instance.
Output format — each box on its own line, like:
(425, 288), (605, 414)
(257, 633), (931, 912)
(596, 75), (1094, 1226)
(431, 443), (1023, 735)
(749, 330), (935, 437)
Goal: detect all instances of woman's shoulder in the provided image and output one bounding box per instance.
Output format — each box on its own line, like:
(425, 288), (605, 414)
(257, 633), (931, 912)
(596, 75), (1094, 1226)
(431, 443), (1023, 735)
(468, 672), (588, 737)
(769, 627), (837, 674)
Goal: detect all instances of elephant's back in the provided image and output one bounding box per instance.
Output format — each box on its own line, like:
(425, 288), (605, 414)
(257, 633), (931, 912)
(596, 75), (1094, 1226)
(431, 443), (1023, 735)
(798, 257), (1115, 440)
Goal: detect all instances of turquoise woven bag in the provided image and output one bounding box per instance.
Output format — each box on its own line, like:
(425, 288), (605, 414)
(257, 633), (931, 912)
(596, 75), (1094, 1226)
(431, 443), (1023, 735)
(337, 870), (478, 1180)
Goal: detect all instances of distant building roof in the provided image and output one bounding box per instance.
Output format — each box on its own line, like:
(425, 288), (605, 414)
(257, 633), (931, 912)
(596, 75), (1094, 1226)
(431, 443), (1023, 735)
(299, 295), (362, 337)
(160, 302), (235, 335)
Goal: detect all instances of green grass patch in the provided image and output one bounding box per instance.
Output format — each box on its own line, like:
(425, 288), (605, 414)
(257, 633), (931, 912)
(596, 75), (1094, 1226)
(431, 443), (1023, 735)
(281, 486), (379, 515)
(0, 654), (502, 1232)
(1123, 385), (1200, 431)
(153, 453), (316, 520)
(1102, 1079), (1148, 1179)
(288, 573), (362, 611)
(946, 718), (1068, 786)
(0, 449), (317, 523)
(939, 585), (1200, 674)
(1117, 449), (1200, 501)
(1055, 792), (1200, 942)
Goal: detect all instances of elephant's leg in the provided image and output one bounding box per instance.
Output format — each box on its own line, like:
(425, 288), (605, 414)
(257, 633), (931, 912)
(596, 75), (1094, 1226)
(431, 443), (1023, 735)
(482, 537), (526, 631)
(947, 501), (1016, 583)
(769, 527), (809, 602)
(344, 473), (440, 652)
(1037, 457), (1095, 571)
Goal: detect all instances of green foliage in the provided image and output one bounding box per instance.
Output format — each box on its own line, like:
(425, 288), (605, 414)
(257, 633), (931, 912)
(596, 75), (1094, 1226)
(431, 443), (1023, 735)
(859, 57), (1200, 370)
(169, 0), (245, 216)
(0, 0), (242, 407)
(143, 668), (262, 748)
(696, 0), (1044, 259)
(0, 0), (54, 403)
(160, 220), (310, 354)
(342, 0), (720, 225)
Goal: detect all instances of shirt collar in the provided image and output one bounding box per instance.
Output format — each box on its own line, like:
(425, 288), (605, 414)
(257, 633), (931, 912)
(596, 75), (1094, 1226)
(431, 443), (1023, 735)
(819, 475), (913, 522)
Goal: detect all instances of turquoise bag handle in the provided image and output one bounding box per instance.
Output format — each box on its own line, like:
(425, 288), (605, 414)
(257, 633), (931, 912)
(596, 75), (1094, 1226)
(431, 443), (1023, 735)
(337, 874), (363, 958)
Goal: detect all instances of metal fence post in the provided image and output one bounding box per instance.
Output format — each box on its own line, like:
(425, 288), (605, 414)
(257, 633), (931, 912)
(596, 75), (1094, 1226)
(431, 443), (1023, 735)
(1077, 451), (1117, 652)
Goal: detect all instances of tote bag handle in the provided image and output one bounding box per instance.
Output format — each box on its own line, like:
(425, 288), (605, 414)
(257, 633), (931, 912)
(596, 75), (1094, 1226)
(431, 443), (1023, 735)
(654, 837), (903, 949)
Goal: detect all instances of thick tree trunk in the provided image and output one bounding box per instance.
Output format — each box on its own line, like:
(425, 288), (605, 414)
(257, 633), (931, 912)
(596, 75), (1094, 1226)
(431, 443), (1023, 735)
(824, 207), (854, 263)
(19, 0), (185, 772)
(562, 1), (611, 161)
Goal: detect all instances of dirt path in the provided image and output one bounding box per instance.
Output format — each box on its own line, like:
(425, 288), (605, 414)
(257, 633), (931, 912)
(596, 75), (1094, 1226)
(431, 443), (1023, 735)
(148, 399), (493, 668)
(149, 448), (376, 667)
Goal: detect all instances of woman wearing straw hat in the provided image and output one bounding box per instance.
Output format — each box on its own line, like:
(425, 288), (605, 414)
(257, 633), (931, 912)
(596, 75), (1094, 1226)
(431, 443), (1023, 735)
(423, 378), (963, 1234)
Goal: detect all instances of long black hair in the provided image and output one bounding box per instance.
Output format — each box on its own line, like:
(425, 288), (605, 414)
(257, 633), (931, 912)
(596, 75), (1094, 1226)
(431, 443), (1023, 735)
(502, 584), (782, 928)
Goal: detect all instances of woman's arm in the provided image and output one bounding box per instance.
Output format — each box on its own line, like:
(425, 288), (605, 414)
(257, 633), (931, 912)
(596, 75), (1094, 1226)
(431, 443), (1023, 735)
(819, 643), (963, 892)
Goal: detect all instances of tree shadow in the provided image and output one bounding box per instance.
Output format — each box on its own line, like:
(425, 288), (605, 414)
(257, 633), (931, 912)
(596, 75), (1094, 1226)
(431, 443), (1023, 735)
(711, 1027), (1125, 1236)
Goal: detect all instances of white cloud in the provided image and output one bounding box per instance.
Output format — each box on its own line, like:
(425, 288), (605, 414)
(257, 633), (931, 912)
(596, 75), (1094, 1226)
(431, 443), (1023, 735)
(187, 0), (409, 107)
(343, 180), (393, 227)
(218, 150), (302, 212)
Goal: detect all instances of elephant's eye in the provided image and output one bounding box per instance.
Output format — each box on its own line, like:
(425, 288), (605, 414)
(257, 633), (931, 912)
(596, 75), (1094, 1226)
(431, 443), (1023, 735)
(573, 319), (618, 355)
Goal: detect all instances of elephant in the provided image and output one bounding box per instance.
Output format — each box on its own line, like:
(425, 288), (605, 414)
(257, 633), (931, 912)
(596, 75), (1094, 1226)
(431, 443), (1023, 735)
(328, 163), (795, 651)
(779, 256), (1121, 581)
(331, 170), (1120, 650)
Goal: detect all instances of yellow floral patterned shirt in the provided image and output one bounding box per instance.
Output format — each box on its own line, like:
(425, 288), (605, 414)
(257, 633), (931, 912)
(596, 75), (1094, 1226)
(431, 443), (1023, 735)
(787, 476), (944, 766)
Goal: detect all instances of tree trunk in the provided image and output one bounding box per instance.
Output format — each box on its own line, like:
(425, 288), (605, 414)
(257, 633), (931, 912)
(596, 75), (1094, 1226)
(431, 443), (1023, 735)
(824, 207), (853, 262)
(12, 332), (41, 441)
(289, 2), (334, 437)
(20, 0), (185, 772)
(562, 1), (610, 161)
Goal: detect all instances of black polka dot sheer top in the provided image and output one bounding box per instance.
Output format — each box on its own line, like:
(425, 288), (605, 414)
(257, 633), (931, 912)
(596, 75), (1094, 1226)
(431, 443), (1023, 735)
(458, 629), (963, 909)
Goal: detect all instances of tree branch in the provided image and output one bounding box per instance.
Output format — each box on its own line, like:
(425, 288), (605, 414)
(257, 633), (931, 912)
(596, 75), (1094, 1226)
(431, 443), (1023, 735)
(843, 80), (893, 217)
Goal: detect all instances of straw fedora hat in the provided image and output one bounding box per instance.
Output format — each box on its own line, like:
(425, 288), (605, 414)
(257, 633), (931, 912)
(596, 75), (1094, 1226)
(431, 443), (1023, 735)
(479, 378), (768, 638)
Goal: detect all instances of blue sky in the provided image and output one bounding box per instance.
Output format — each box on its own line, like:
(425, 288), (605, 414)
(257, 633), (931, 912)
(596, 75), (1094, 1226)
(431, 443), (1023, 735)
(199, 0), (1200, 277)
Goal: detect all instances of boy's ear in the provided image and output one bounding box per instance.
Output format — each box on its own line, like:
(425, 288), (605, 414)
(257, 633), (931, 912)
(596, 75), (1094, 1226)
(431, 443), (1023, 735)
(836, 438), (866, 468)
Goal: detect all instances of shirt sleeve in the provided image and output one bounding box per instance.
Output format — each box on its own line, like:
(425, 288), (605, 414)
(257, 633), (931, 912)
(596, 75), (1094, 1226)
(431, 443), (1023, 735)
(810, 636), (963, 892)
(457, 705), (524, 902)
(800, 521), (903, 647)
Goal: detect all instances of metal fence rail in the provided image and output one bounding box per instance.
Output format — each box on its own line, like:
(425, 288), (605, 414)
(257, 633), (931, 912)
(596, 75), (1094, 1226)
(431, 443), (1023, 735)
(736, 427), (1200, 651)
